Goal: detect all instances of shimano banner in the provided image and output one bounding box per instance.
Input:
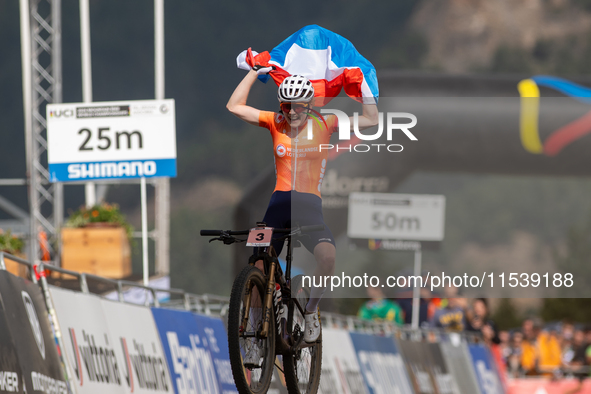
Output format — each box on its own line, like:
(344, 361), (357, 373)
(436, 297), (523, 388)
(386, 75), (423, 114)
(151, 308), (238, 394)
(349, 332), (414, 394)
(468, 344), (504, 394)
(320, 328), (368, 394)
(0, 272), (67, 394)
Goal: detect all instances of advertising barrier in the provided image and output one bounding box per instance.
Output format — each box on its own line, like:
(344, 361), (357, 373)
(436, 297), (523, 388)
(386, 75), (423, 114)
(49, 286), (127, 394)
(468, 344), (504, 394)
(439, 339), (481, 394)
(101, 299), (173, 394)
(0, 263), (513, 394)
(349, 332), (415, 394)
(427, 342), (460, 394)
(397, 339), (437, 394)
(151, 307), (237, 394)
(320, 328), (368, 394)
(0, 272), (67, 394)
(507, 378), (591, 394)
(0, 298), (23, 394)
(49, 286), (175, 394)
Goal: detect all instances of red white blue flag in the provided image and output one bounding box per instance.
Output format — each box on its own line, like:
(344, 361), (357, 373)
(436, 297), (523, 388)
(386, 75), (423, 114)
(237, 25), (379, 105)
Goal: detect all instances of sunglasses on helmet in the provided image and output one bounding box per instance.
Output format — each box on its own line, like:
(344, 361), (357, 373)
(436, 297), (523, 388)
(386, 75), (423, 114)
(280, 103), (309, 114)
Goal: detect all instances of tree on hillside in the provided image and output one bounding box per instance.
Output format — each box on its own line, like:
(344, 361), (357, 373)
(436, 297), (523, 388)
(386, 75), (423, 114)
(541, 210), (591, 322)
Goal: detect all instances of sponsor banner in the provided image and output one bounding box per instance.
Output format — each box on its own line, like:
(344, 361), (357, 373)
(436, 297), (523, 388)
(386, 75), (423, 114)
(425, 343), (460, 394)
(397, 339), (436, 394)
(47, 99), (177, 182)
(0, 299), (24, 394)
(320, 328), (368, 394)
(49, 158), (176, 182)
(468, 344), (504, 394)
(0, 272), (67, 394)
(49, 286), (127, 394)
(440, 339), (481, 394)
(508, 378), (591, 394)
(151, 307), (238, 394)
(349, 332), (414, 394)
(100, 299), (173, 393)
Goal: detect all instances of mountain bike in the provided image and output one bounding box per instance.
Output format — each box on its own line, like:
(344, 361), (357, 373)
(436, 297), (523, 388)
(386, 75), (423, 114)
(201, 223), (323, 394)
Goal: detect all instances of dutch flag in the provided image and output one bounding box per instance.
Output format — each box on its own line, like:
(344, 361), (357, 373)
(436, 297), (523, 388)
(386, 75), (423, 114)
(237, 25), (379, 105)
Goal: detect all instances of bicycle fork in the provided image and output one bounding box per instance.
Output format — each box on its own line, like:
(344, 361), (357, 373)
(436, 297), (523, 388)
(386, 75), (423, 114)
(260, 259), (277, 338)
(240, 259), (277, 339)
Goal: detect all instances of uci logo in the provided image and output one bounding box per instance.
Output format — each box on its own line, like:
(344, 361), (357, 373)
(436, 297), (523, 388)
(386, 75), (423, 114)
(276, 144), (287, 157)
(50, 109), (74, 118)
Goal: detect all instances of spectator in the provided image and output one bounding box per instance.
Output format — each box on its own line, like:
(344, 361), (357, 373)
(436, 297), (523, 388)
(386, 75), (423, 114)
(466, 298), (500, 344)
(499, 330), (511, 364)
(429, 296), (467, 332)
(396, 273), (433, 326)
(563, 329), (589, 394)
(520, 319), (540, 375)
(507, 331), (525, 378)
(358, 284), (404, 324)
(537, 328), (562, 374)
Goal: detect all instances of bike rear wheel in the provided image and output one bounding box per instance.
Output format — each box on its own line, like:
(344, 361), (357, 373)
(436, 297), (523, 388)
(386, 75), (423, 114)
(227, 265), (276, 394)
(283, 275), (322, 394)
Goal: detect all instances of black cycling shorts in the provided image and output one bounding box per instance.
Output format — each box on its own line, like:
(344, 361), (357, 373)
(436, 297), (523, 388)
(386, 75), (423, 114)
(261, 190), (335, 256)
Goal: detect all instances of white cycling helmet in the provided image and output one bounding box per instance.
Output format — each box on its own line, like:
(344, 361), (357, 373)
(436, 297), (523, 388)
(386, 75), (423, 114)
(277, 75), (314, 103)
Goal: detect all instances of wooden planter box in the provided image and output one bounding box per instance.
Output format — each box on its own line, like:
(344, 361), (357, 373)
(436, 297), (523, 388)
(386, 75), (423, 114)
(61, 226), (131, 278)
(3, 253), (28, 278)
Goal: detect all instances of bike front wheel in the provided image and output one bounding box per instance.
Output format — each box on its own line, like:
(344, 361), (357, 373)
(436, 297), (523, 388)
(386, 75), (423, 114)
(227, 265), (276, 394)
(282, 275), (322, 394)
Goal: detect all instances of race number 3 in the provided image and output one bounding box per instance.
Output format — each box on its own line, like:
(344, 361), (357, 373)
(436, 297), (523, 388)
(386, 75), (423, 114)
(246, 228), (273, 247)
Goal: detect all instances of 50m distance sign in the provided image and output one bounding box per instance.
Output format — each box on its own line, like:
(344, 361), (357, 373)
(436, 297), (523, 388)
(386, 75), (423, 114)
(47, 99), (177, 182)
(347, 192), (446, 241)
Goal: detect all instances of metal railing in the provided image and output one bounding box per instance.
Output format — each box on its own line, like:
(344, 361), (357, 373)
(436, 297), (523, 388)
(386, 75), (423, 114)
(0, 251), (228, 316)
(0, 251), (485, 345)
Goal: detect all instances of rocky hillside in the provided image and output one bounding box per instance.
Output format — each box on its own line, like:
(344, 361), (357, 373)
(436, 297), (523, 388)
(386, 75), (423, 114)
(410, 0), (591, 73)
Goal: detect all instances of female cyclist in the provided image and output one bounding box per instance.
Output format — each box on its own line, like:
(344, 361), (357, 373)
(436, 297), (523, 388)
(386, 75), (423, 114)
(227, 67), (378, 344)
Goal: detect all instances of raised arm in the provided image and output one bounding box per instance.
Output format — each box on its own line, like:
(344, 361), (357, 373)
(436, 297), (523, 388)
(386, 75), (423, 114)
(226, 69), (261, 126)
(351, 102), (379, 131)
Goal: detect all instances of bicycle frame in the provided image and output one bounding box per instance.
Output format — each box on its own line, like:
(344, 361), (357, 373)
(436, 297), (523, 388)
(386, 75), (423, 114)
(243, 232), (306, 340)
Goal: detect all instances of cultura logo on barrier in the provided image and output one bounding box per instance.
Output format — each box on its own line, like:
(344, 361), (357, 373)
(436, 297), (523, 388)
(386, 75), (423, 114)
(68, 328), (122, 386)
(120, 337), (170, 392)
(21, 291), (45, 360)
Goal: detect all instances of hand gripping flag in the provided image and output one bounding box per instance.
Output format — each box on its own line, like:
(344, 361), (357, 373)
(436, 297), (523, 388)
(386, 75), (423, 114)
(236, 25), (379, 105)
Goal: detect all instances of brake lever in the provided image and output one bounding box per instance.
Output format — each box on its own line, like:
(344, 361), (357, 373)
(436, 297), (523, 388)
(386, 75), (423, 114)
(208, 236), (247, 245)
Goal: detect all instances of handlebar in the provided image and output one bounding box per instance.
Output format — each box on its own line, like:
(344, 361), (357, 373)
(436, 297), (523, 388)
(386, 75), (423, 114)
(200, 225), (324, 237)
(200, 230), (249, 236)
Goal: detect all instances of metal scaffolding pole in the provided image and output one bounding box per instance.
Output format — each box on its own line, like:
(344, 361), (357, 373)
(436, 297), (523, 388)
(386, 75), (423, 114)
(20, 0), (63, 265)
(154, 0), (170, 275)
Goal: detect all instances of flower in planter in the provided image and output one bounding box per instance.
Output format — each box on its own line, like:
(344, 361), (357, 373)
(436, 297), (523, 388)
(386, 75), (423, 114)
(65, 203), (133, 239)
(0, 229), (25, 254)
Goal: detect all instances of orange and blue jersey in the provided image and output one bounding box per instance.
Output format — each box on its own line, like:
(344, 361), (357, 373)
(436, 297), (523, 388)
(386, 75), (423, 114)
(259, 111), (338, 198)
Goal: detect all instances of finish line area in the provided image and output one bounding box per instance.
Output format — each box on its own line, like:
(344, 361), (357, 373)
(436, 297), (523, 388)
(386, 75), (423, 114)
(1, 251), (564, 394)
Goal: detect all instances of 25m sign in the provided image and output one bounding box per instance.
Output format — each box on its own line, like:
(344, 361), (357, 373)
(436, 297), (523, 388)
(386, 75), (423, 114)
(47, 99), (177, 182)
